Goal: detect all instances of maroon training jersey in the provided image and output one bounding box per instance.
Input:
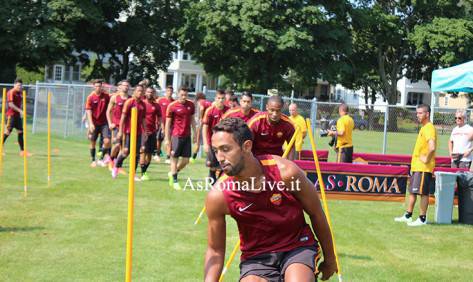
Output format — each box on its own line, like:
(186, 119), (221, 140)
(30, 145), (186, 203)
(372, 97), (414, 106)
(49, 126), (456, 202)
(222, 107), (259, 123)
(157, 97), (174, 127)
(144, 99), (161, 133)
(200, 99), (212, 115)
(122, 98), (146, 135)
(166, 99), (195, 137)
(202, 104), (229, 145)
(248, 112), (295, 156)
(6, 89), (22, 117)
(85, 91), (110, 126)
(112, 94), (129, 125)
(221, 155), (316, 261)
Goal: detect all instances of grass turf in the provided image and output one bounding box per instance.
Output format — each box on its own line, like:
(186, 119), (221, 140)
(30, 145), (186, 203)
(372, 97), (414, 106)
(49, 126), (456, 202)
(0, 131), (472, 281)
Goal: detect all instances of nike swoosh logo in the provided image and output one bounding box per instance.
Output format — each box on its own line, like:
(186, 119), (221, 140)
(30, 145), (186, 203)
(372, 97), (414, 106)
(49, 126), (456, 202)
(238, 203), (253, 212)
(261, 132), (268, 136)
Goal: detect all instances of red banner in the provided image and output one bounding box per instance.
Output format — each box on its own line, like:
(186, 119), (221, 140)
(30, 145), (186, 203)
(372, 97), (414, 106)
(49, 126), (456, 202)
(299, 150), (329, 162)
(352, 152), (451, 168)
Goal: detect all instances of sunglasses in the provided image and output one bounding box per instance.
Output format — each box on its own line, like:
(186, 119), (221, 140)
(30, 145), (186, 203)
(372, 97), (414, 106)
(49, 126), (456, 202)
(455, 117), (463, 120)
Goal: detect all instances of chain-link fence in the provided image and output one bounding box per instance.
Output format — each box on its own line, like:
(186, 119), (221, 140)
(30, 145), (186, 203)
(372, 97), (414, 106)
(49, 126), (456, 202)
(0, 82), (465, 156)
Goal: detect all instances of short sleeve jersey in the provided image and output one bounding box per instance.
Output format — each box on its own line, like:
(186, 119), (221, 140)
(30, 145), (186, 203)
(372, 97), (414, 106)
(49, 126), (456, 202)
(336, 115), (354, 148)
(122, 98), (146, 135)
(157, 97), (174, 127)
(411, 122), (437, 172)
(222, 108), (259, 123)
(6, 89), (22, 117)
(144, 99), (161, 133)
(166, 100), (195, 137)
(85, 91), (110, 126)
(202, 104), (229, 145)
(289, 114), (307, 151)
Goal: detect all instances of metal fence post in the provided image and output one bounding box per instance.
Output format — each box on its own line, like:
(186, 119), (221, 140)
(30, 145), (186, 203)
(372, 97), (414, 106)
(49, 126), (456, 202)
(32, 81), (39, 134)
(310, 97), (317, 134)
(259, 96), (264, 111)
(81, 87), (86, 132)
(64, 86), (71, 138)
(71, 87), (77, 136)
(382, 105), (389, 154)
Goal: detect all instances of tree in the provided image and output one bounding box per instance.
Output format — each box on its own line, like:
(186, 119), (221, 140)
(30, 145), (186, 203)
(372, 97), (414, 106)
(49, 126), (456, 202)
(0, 1), (86, 81)
(178, 0), (351, 93)
(72, 0), (181, 84)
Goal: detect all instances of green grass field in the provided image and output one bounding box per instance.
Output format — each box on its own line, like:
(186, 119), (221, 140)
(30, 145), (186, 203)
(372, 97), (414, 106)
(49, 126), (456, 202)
(1, 130), (472, 281)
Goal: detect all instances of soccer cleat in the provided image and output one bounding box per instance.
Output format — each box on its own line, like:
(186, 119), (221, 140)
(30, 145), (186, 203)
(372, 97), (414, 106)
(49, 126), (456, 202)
(97, 160), (106, 167)
(111, 167), (118, 178)
(118, 168), (127, 175)
(141, 173), (150, 181)
(394, 214), (413, 223)
(90, 161), (97, 168)
(153, 155), (161, 163)
(165, 158), (171, 164)
(19, 151), (33, 157)
(134, 175), (142, 182)
(97, 150), (103, 160)
(407, 218), (427, 227)
(168, 171), (173, 187)
(103, 155), (111, 165)
(173, 182), (182, 190)
(108, 160), (115, 171)
(189, 157), (196, 164)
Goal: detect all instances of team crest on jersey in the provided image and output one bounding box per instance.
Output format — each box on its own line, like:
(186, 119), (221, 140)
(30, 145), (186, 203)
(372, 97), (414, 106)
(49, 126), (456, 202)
(277, 132), (283, 138)
(270, 193), (282, 206)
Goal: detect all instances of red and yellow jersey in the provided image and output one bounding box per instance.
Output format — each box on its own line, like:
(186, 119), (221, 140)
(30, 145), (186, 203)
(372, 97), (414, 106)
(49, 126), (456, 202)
(221, 155), (316, 261)
(222, 107), (259, 123)
(166, 99), (195, 137)
(122, 98), (146, 135)
(6, 89), (22, 117)
(85, 91), (110, 126)
(202, 104), (229, 145)
(248, 112), (295, 156)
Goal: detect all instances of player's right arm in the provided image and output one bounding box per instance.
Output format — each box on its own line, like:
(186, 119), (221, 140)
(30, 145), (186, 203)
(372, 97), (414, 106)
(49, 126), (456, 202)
(204, 189), (227, 282)
(85, 95), (95, 132)
(106, 94), (116, 129)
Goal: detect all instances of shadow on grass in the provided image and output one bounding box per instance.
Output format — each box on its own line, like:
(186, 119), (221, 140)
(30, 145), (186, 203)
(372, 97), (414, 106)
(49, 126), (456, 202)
(339, 253), (373, 261)
(0, 226), (45, 233)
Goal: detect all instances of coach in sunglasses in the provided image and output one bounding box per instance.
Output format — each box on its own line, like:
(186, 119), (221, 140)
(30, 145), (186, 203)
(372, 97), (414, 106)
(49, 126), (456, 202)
(448, 110), (473, 169)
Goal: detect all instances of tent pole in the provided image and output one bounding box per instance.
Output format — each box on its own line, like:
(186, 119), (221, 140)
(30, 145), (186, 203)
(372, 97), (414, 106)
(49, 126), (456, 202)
(430, 91), (435, 123)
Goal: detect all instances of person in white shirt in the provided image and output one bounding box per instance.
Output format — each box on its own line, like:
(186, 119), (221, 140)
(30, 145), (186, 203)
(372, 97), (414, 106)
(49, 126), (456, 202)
(448, 109), (473, 168)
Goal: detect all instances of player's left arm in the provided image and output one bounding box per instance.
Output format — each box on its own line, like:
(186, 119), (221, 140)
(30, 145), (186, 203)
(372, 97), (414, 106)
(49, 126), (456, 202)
(274, 156), (337, 280)
(422, 127), (437, 163)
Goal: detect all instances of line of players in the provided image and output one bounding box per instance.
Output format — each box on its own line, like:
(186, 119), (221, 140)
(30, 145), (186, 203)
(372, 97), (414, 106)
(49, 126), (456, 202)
(84, 79), (298, 189)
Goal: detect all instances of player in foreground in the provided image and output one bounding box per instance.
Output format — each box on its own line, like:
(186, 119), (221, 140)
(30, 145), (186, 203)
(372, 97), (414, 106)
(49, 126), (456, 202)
(204, 118), (337, 281)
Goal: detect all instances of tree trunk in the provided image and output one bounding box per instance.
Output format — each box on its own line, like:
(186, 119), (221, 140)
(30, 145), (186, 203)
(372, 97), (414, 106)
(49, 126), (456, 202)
(387, 82), (398, 132)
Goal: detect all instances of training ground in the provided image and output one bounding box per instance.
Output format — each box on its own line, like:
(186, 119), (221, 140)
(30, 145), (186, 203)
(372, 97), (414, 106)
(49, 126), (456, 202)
(0, 131), (472, 281)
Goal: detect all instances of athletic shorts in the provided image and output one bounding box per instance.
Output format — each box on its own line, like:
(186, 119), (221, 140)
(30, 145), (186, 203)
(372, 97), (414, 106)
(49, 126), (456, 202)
(111, 128), (120, 144)
(171, 136), (191, 158)
(336, 146), (353, 163)
(143, 133), (157, 154)
(206, 148), (219, 168)
(89, 124), (111, 141)
(123, 134), (142, 154)
(157, 127), (165, 141)
(239, 244), (320, 282)
(6, 115), (22, 132)
(409, 171), (433, 196)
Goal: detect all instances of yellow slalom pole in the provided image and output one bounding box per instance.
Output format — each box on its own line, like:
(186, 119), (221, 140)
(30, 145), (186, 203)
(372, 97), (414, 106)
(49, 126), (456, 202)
(125, 107), (138, 282)
(306, 118), (342, 282)
(194, 206), (206, 225)
(23, 90), (28, 197)
(218, 240), (240, 282)
(47, 92), (52, 186)
(0, 88), (6, 175)
(218, 128), (299, 281)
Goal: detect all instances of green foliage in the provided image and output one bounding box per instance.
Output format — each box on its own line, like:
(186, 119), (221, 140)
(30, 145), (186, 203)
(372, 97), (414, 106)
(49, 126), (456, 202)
(15, 66), (44, 84)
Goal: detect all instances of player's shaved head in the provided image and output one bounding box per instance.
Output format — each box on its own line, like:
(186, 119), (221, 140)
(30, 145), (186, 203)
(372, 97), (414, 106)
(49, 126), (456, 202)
(267, 95), (284, 107)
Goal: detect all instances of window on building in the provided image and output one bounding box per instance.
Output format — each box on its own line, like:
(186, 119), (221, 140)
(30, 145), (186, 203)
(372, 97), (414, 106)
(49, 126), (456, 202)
(72, 65), (81, 81)
(46, 66), (53, 80)
(181, 73), (197, 92)
(64, 66), (71, 81)
(182, 52), (191, 60)
(54, 65), (64, 81)
(202, 75), (218, 90)
(407, 92), (424, 106)
(166, 74), (174, 88)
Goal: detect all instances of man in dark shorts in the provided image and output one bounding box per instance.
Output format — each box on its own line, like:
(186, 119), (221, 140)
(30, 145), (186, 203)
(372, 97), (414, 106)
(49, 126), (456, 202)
(85, 79), (111, 167)
(3, 78), (31, 157)
(328, 104), (354, 163)
(111, 85), (146, 180)
(395, 104), (437, 226)
(106, 80), (130, 169)
(155, 85), (174, 163)
(222, 91), (259, 123)
(248, 96), (295, 159)
(202, 90), (229, 183)
(190, 92), (212, 163)
(165, 87), (196, 190)
(139, 87), (162, 181)
(204, 118), (337, 281)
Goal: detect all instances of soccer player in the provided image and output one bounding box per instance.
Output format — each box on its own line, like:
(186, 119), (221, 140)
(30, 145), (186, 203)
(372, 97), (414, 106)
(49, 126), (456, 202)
(2, 78), (30, 156)
(85, 79), (111, 167)
(191, 92), (212, 163)
(204, 117), (337, 281)
(328, 104), (354, 163)
(140, 87), (162, 180)
(165, 86), (196, 190)
(202, 90), (229, 183)
(224, 89), (234, 108)
(248, 96), (295, 158)
(289, 103), (307, 159)
(155, 85), (174, 163)
(112, 85), (146, 180)
(222, 91), (259, 123)
(106, 80), (130, 168)
(395, 104), (437, 226)
(229, 95), (239, 109)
